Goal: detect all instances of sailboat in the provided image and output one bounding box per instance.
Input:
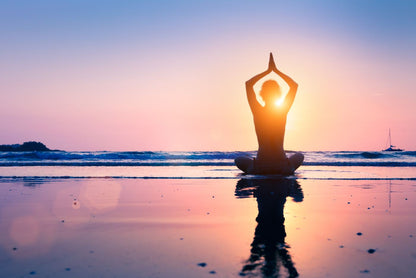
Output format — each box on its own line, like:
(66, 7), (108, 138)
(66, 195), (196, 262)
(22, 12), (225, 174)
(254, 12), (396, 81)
(383, 128), (403, 152)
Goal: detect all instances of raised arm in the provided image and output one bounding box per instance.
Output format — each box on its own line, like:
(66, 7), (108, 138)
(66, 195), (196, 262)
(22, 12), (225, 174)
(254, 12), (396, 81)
(269, 53), (298, 113)
(246, 63), (272, 112)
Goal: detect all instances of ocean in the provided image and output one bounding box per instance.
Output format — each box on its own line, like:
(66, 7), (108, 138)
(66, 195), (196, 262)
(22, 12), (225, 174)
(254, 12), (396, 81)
(0, 151), (415, 180)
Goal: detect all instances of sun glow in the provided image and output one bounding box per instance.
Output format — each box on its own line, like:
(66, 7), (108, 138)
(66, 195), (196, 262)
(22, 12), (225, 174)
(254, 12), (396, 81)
(275, 98), (284, 107)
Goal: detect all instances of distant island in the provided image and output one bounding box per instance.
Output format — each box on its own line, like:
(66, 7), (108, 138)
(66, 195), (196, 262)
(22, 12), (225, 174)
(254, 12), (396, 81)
(0, 141), (52, 152)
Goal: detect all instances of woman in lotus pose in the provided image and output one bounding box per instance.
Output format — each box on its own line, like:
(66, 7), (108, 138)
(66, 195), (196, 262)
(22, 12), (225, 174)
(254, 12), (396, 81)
(235, 53), (304, 175)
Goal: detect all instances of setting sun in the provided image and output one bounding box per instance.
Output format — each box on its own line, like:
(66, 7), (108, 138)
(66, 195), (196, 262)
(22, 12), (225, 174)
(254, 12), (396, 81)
(275, 97), (284, 107)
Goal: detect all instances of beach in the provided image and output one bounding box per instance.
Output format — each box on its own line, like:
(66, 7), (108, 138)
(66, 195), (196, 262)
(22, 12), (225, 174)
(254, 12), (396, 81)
(2, 0), (416, 277)
(1, 167), (415, 277)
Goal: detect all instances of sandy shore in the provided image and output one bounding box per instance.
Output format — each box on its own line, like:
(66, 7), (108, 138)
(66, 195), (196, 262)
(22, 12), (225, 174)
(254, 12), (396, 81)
(0, 165), (415, 180)
(0, 177), (415, 277)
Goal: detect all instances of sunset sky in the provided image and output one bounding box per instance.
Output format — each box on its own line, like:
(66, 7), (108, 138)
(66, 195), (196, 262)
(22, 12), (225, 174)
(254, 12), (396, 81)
(1, 0), (415, 151)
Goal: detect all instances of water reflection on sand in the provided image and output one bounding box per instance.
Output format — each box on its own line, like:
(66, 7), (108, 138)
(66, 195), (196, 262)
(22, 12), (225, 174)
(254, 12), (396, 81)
(235, 178), (303, 277)
(1, 177), (415, 277)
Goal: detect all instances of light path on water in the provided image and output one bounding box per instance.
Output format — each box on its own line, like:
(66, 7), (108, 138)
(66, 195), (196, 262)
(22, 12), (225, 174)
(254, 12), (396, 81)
(0, 165), (415, 180)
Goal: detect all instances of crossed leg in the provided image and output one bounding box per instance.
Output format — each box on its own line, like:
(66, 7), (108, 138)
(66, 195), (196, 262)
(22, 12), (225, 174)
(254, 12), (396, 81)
(234, 156), (254, 173)
(235, 152), (304, 175)
(288, 152), (304, 171)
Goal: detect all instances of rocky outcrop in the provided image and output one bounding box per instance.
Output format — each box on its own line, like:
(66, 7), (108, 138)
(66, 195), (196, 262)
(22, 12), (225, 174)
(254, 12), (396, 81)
(0, 141), (51, 152)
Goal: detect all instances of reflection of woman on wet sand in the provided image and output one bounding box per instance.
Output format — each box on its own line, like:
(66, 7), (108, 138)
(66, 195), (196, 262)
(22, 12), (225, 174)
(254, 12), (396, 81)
(235, 53), (304, 175)
(235, 178), (303, 277)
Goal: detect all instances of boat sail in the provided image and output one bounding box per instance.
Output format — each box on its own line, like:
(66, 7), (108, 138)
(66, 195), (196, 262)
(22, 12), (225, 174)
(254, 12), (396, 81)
(383, 129), (403, 152)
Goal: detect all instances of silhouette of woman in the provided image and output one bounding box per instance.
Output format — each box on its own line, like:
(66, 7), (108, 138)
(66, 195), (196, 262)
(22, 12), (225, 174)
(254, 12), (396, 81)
(235, 53), (304, 175)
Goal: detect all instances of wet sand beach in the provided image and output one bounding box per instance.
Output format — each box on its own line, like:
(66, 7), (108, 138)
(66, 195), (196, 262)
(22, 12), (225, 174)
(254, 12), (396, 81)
(0, 176), (415, 277)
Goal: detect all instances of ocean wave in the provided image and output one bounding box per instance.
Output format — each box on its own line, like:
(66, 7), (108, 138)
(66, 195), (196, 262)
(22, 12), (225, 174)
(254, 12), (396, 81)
(0, 151), (415, 167)
(0, 151), (254, 162)
(332, 151), (388, 159)
(1, 161), (416, 167)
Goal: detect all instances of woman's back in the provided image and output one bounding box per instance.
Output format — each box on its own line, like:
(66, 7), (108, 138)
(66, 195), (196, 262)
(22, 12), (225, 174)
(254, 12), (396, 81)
(253, 106), (287, 162)
(234, 53), (304, 175)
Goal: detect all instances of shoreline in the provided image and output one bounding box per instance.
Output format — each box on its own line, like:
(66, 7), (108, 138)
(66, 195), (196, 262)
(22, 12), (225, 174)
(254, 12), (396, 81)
(0, 165), (415, 180)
